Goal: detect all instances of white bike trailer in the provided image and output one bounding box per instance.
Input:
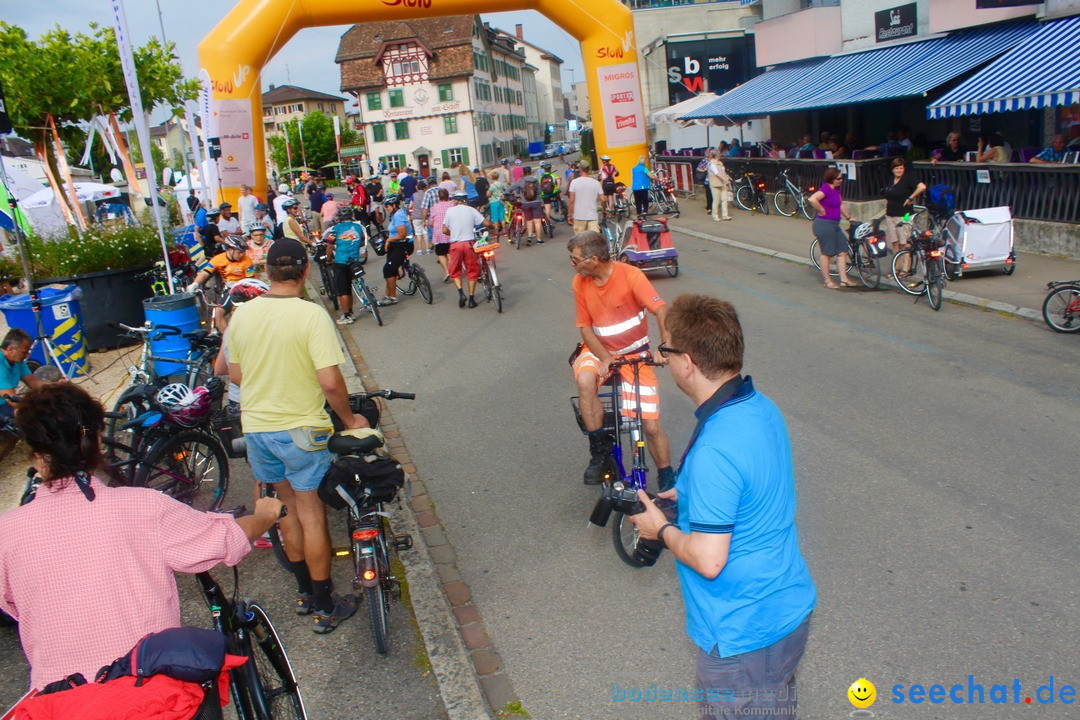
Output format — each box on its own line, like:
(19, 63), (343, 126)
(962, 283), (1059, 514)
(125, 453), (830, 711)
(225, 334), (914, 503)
(942, 206), (1016, 279)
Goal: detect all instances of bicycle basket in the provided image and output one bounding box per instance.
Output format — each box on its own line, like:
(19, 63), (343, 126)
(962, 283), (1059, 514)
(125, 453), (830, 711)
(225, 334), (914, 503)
(318, 452), (405, 510)
(570, 395), (617, 435)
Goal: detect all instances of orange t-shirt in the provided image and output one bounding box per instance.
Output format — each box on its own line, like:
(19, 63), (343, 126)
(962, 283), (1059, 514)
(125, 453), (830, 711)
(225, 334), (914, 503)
(209, 252), (255, 285)
(573, 262), (664, 355)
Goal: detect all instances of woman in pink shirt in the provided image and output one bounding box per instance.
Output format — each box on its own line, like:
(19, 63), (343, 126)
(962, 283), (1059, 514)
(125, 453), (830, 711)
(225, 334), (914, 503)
(320, 192), (340, 226)
(0, 383), (285, 691)
(427, 188), (454, 281)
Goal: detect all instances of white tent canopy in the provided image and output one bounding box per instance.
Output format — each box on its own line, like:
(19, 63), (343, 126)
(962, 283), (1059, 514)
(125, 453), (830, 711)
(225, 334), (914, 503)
(650, 93), (720, 126)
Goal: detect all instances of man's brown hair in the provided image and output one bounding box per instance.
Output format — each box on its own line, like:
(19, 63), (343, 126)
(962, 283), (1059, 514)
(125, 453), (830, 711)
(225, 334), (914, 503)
(666, 294), (744, 379)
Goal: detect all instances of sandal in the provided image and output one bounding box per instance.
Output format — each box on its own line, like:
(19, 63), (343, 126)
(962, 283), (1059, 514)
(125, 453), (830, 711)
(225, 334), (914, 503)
(824, 281), (841, 290)
(839, 280), (860, 288)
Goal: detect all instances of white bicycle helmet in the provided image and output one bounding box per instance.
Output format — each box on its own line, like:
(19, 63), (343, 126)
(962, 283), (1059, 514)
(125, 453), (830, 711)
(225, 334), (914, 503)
(157, 383), (213, 427)
(227, 278), (269, 304)
(853, 222), (874, 241)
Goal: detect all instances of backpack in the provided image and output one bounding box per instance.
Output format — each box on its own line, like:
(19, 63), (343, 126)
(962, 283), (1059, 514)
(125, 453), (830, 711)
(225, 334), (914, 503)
(272, 220), (285, 240)
(523, 177), (539, 201)
(474, 176), (489, 201)
(926, 184), (955, 217)
(540, 173), (555, 196)
(318, 452), (406, 509)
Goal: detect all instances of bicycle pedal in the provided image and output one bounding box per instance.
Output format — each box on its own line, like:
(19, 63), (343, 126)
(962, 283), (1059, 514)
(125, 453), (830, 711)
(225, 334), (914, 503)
(392, 533), (413, 551)
(387, 577), (402, 599)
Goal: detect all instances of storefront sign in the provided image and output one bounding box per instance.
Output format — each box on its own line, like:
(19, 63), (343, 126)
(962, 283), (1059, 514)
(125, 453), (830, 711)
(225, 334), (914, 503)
(598, 62), (645, 148)
(875, 3), (917, 43)
(665, 37), (754, 105)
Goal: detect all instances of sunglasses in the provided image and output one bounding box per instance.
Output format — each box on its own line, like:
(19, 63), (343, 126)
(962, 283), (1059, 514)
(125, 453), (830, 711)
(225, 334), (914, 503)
(657, 343), (686, 358)
(569, 254), (592, 266)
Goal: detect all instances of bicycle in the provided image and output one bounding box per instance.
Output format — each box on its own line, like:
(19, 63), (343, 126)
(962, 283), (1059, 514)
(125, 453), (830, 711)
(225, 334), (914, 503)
(648, 175), (680, 217)
(612, 184), (632, 224)
(1041, 281), (1080, 333)
(473, 231), (504, 313)
(504, 197), (527, 250)
(599, 214), (624, 259)
(347, 260), (383, 326)
(325, 389), (415, 655)
(370, 230), (433, 304)
(312, 240), (340, 311)
(809, 221), (884, 289)
(733, 171), (769, 214)
(773, 169), (818, 220)
(572, 354), (666, 568)
(892, 230), (947, 311)
(196, 562), (307, 719)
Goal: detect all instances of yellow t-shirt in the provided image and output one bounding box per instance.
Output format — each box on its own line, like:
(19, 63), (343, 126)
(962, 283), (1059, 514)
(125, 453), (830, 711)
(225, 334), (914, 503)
(227, 296), (344, 433)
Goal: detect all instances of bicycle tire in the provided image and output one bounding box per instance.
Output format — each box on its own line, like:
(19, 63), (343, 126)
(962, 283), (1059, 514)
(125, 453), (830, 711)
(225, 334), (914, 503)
(550, 199), (566, 223)
(413, 265), (433, 304)
(513, 222), (524, 250)
(1042, 284), (1080, 333)
(773, 190), (797, 217)
(666, 260), (679, 278)
(612, 512), (649, 568)
(399, 266), (418, 296)
(187, 354), (216, 390)
(809, 239), (853, 277)
(735, 185), (754, 212)
(855, 248), (881, 289)
(756, 193), (770, 215)
(927, 262), (944, 311)
(320, 264), (339, 311)
(103, 397), (141, 468)
(892, 249), (924, 295)
(1002, 259), (1016, 276)
(942, 245), (960, 281)
(134, 429), (229, 511)
(367, 569), (393, 656)
(354, 280), (383, 326)
(493, 285), (504, 313)
(246, 602), (308, 719)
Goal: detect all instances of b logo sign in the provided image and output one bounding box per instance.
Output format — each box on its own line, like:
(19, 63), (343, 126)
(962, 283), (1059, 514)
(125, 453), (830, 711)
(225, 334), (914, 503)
(667, 57), (704, 93)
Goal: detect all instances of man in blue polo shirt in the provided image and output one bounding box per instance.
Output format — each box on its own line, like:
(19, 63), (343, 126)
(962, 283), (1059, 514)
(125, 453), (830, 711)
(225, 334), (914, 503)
(0, 329), (44, 419)
(631, 294), (816, 718)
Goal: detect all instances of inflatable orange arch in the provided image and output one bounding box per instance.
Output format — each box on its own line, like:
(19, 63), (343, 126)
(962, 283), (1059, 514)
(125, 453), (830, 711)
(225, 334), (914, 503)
(198, 0), (648, 205)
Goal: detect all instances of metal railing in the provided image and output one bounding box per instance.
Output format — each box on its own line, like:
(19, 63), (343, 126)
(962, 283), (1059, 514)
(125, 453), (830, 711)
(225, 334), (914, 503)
(657, 156), (1080, 222)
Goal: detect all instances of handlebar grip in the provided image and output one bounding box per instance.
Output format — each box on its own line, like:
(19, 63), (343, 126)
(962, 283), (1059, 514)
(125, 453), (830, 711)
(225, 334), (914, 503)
(153, 324), (182, 336)
(388, 391), (416, 400)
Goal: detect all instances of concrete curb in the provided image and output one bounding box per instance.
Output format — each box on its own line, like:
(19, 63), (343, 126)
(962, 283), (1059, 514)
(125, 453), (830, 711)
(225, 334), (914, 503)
(668, 223), (1045, 321)
(329, 297), (513, 719)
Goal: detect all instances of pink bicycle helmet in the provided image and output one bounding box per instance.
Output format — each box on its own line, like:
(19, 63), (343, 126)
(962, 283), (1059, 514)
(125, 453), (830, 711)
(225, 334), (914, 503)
(227, 278), (269, 304)
(157, 383), (213, 427)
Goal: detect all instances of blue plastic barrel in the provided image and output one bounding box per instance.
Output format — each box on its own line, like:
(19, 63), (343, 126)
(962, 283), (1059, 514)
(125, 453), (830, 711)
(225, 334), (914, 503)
(0, 286), (89, 377)
(142, 293), (200, 378)
(171, 224), (211, 272)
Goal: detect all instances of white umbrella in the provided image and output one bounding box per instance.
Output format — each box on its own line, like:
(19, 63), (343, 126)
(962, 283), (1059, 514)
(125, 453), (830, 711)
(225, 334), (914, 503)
(650, 93), (720, 125)
(22, 182), (123, 209)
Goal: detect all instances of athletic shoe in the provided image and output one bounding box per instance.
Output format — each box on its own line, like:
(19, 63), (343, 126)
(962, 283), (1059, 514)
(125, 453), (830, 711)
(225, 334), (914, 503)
(467, 297), (478, 309)
(312, 594), (360, 634)
(458, 295), (467, 308)
(377, 296), (399, 307)
(296, 592), (315, 616)
(336, 313), (355, 325)
(443, 274), (452, 283)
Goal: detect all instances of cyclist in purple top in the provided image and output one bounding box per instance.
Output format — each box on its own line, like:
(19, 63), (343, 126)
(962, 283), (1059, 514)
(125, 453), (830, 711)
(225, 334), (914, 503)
(807, 168), (855, 289)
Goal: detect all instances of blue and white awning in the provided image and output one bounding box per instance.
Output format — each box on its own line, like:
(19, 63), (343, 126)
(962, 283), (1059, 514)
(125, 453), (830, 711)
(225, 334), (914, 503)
(927, 15), (1080, 119)
(681, 20), (1038, 120)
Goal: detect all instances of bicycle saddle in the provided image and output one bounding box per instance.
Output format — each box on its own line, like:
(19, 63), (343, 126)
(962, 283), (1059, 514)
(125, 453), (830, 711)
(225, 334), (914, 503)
(328, 428), (385, 456)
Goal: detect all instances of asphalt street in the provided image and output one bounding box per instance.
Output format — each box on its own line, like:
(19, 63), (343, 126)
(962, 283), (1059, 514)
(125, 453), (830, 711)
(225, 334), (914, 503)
(344, 207), (1079, 719)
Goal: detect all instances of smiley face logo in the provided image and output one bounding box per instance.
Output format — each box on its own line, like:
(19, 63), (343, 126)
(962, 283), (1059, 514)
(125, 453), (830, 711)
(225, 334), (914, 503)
(848, 678), (876, 708)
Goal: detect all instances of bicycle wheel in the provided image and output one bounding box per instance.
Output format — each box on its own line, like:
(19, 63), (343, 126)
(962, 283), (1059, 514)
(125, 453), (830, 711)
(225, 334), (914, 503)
(892, 249), (924, 295)
(492, 284), (504, 313)
(104, 396), (141, 467)
(735, 185), (754, 212)
(666, 260), (679, 278)
(926, 261), (944, 311)
(773, 190), (797, 217)
(354, 280), (383, 326)
(1042, 284), (1080, 333)
(134, 429), (229, 511)
(366, 539), (391, 655)
(855, 248), (881, 290)
(187, 353), (216, 390)
(399, 267), (417, 296)
(800, 195), (818, 221)
(809, 240), (852, 277)
(246, 602), (308, 719)
(319, 264), (339, 311)
(756, 193), (770, 215)
(513, 221), (524, 250)
(612, 512), (648, 568)
(942, 245), (960, 281)
(600, 220), (618, 257)
(413, 265), (433, 304)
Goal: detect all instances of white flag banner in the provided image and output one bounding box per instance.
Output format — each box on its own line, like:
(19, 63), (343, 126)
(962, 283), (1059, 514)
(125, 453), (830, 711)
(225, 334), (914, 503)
(109, 0), (173, 290)
(184, 101), (203, 190)
(333, 115), (341, 154)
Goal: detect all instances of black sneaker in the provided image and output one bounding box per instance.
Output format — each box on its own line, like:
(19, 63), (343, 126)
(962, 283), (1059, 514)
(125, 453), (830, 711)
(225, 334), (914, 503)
(467, 297), (478, 309)
(458, 295), (467, 308)
(311, 594), (360, 634)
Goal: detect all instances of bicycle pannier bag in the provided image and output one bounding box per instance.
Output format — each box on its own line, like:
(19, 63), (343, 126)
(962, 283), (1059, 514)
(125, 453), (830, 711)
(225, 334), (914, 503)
(866, 231), (889, 258)
(319, 452), (406, 510)
(926, 184), (955, 216)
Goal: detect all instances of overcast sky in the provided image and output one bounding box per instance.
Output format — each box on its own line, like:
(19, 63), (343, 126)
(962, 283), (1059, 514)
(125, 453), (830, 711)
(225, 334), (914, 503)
(8, 0), (585, 121)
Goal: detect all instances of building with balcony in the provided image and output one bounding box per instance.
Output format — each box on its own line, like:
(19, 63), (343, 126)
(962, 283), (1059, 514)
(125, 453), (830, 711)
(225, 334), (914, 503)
(261, 85), (348, 173)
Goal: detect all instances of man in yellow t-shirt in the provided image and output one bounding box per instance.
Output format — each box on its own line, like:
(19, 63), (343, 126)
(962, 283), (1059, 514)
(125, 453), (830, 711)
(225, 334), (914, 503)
(228, 238), (368, 634)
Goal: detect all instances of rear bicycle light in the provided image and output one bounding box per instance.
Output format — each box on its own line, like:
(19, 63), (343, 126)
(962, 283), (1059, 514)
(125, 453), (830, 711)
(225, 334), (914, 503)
(363, 569), (377, 581)
(352, 528), (380, 541)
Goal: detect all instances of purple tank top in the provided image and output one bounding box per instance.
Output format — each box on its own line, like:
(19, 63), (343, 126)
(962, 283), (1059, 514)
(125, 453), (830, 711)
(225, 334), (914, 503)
(818, 184), (842, 221)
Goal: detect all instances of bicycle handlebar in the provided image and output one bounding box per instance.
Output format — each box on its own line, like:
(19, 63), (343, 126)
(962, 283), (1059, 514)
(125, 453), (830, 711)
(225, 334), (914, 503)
(111, 322), (182, 339)
(351, 389), (416, 401)
(608, 354), (663, 370)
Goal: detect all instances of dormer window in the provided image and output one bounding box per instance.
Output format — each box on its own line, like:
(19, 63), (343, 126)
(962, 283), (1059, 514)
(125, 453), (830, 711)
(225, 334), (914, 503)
(381, 41), (429, 86)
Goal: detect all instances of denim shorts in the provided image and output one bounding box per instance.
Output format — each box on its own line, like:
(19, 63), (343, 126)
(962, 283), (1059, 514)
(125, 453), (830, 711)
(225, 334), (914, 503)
(246, 430), (333, 492)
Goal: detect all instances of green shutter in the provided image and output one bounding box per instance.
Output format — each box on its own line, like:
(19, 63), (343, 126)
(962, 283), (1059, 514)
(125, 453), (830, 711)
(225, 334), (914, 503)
(441, 150), (450, 167)
(461, 147), (469, 166)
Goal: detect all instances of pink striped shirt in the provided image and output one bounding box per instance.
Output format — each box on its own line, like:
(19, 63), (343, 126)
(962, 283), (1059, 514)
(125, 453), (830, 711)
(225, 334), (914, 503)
(0, 476), (250, 690)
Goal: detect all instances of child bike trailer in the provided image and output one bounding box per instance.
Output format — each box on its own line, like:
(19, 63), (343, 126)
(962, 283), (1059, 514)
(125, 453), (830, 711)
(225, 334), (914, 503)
(619, 216), (679, 277)
(942, 206), (1015, 279)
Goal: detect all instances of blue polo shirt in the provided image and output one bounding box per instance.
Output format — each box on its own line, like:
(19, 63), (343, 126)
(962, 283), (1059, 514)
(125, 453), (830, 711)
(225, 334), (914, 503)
(675, 377), (816, 657)
(399, 174), (418, 201)
(631, 163), (651, 191)
(0, 355), (30, 392)
(331, 221), (367, 264)
(388, 208), (412, 239)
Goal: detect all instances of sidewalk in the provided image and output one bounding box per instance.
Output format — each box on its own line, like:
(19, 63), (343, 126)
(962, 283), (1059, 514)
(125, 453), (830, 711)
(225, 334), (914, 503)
(665, 201), (1080, 321)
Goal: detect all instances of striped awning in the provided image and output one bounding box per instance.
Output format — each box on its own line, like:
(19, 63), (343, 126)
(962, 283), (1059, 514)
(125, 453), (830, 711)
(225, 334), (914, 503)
(927, 16), (1080, 119)
(681, 20), (1038, 120)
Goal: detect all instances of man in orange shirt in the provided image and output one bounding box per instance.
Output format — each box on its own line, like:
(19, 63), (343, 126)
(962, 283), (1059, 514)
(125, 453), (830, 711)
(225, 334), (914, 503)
(187, 235), (256, 331)
(568, 231), (675, 489)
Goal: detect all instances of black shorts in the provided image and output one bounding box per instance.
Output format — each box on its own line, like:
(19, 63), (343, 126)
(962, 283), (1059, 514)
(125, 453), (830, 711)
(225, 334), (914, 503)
(434, 243), (450, 257)
(602, 181), (616, 196)
(522, 201), (544, 222)
(542, 194), (557, 205)
(382, 242), (408, 279)
(333, 263), (354, 296)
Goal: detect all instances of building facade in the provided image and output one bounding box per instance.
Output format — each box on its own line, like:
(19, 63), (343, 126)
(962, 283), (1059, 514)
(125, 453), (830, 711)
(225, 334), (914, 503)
(496, 25), (567, 143)
(261, 84), (347, 175)
(337, 16), (530, 177)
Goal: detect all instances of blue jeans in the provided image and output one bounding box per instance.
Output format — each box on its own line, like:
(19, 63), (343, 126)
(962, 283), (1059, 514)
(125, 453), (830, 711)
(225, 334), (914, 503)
(246, 430), (332, 492)
(695, 614), (811, 718)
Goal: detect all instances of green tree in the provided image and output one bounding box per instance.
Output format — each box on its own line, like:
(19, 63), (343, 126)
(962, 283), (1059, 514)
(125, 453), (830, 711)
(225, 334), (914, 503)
(268, 111), (358, 173)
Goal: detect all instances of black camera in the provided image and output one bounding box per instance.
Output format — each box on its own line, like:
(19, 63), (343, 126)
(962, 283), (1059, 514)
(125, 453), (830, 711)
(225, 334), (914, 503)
(589, 480), (645, 528)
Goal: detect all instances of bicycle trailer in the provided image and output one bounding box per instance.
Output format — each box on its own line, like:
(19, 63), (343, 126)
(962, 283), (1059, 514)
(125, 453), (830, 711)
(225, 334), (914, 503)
(943, 206), (1015, 277)
(619, 217), (679, 276)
